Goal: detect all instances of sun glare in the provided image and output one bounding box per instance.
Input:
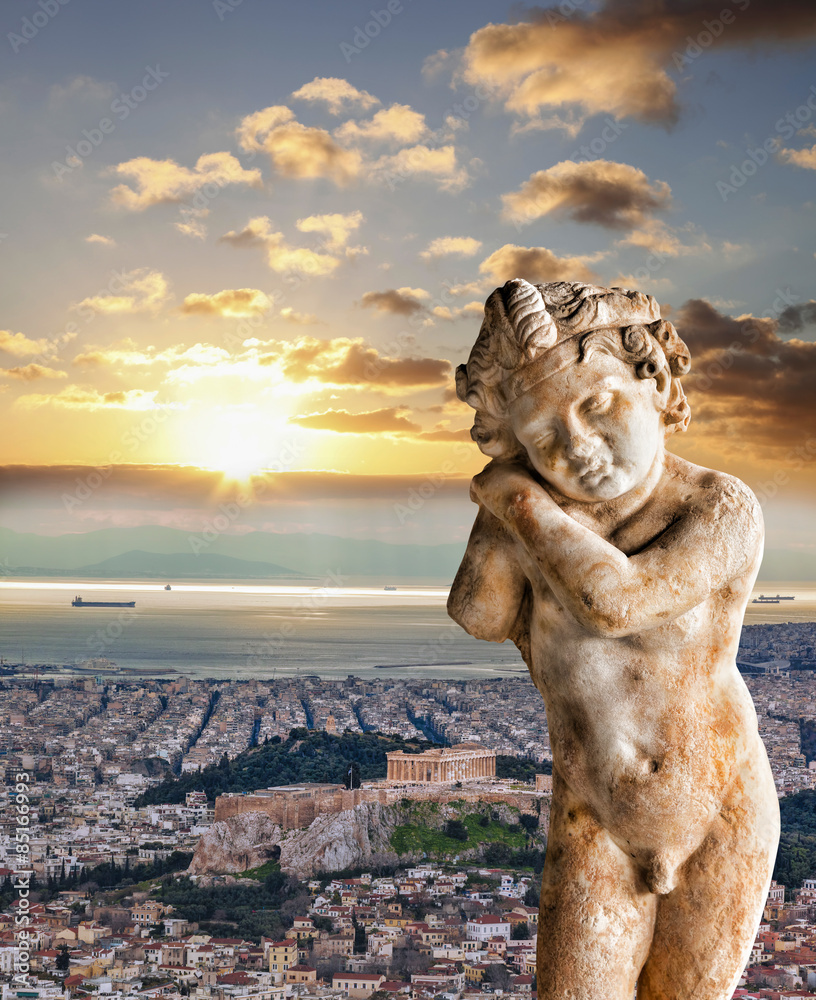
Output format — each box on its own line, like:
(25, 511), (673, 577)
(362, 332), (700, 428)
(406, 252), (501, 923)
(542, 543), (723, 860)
(210, 438), (267, 484)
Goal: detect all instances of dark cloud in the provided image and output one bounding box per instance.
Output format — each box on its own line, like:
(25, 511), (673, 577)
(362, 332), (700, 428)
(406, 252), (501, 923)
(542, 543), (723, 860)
(778, 300), (816, 334)
(479, 244), (599, 283)
(360, 289), (428, 316)
(459, 0), (816, 127)
(675, 299), (816, 450)
(272, 337), (451, 388)
(502, 161), (672, 229)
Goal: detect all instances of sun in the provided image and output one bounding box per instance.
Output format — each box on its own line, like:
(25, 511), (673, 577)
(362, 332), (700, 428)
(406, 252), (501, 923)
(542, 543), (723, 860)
(206, 436), (268, 484)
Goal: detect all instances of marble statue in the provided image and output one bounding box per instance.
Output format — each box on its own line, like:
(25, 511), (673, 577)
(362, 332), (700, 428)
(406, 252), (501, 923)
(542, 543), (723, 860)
(448, 279), (780, 1000)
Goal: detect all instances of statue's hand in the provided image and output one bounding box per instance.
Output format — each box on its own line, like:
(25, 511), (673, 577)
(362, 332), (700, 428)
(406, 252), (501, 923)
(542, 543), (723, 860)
(470, 462), (550, 520)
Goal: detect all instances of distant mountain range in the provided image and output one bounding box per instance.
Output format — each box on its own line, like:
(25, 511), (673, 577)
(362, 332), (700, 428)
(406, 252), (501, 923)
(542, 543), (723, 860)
(0, 525), (463, 582)
(0, 526), (812, 582)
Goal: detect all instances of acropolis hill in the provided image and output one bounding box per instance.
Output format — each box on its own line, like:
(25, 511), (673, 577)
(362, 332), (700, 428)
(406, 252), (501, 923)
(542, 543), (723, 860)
(195, 746), (552, 876)
(213, 744), (550, 830)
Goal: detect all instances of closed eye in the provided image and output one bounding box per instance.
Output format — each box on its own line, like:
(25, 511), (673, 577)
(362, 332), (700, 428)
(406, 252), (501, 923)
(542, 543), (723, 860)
(583, 391), (614, 413)
(534, 431), (555, 449)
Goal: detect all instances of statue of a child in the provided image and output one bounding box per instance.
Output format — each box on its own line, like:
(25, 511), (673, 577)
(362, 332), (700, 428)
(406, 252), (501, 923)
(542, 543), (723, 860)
(448, 278), (780, 1000)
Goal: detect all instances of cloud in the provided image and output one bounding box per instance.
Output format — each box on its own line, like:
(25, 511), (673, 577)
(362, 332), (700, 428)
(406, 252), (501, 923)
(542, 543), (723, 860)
(219, 216), (341, 276)
(502, 160), (672, 229)
(290, 406), (421, 435)
(0, 331), (51, 358)
(180, 289), (272, 318)
(290, 77), (380, 115)
(369, 144), (473, 192)
(360, 287), (431, 316)
(273, 336), (450, 389)
(107, 153), (262, 211)
(420, 236), (482, 260)
(675, 298), (816, 452)
(445, 280), (491, 297)
(74, 268), (169, 315)
(615, 219), (710, 257)
(457, 1), (816, 130)
(777, 301), (816, 334)
(334, 104), (429, 145)
(16, 386), (163, 411)
(279, 307), (319, 325)
(2, 364), (67, 381)
(48, 75), (115, 109)
(478, 244), (600, 283)
(779, 144), (816, 170)
(174, 208), (209, 240)
(235, 105), (296, 151)
(235, 107), (362, 186)
(85, 233), (116, 247)
(295, 210), (363, 250)
(431, 302), (485, 321)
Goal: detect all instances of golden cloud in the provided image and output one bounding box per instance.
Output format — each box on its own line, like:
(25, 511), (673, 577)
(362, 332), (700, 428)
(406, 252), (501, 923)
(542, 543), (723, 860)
(74, 269), (169, 315)
(219, 216), (341, 276)
(85, 233), (116, 247)
(290, 77), (380, 115)
(334, 104), (429, 145)
(420, 236), (483, 260)
(478, 244), (599, 283)
(16, 386), (163, 411)
(180, 289), (272, 318)
(0, 330), (51, 358)
(290, 406), (421, 435)
(295, 210), (364, 250)
(779, 144), (816, 170)
(107, 153), (262, 210)
(2, 364), (67, 381)
(369, 144), (472, 192)
(274, 336), (449, 388)
(502, 160), (672, 229)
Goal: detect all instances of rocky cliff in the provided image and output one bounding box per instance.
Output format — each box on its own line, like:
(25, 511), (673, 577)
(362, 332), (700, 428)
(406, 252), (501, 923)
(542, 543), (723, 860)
(189, 796), (548, 878)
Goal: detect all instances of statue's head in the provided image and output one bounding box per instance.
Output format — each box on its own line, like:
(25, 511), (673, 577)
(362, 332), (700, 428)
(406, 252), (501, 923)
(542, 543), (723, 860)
(456, 279), (691, 502)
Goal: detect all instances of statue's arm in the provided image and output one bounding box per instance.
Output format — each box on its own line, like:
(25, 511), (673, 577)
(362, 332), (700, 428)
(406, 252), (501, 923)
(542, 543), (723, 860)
(447, 505), (530, 643)
(477, 469), (763, 639)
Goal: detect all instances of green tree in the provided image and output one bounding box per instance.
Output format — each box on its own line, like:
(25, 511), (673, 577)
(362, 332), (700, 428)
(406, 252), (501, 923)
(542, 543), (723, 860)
(56, 945), (71, 972)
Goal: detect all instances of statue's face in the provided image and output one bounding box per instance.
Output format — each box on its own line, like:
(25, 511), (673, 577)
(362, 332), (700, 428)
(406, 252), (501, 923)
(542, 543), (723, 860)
(508, 350), (666, 502)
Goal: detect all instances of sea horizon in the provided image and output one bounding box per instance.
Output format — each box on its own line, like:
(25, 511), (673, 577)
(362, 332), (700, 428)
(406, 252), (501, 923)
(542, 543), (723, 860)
(1, 578), (815, 682)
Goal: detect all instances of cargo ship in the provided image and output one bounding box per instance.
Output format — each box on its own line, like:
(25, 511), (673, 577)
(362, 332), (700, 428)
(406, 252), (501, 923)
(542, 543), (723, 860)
(71, 596), (136, 608)
(752, 594), (796, 604)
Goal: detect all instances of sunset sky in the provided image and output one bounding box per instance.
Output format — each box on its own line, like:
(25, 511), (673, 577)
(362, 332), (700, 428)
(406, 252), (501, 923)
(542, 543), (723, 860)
(1, 0), (815, 555)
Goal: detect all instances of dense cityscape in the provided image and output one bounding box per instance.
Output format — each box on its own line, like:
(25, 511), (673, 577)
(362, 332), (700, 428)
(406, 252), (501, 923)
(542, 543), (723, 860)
(0, 623), (816, 999)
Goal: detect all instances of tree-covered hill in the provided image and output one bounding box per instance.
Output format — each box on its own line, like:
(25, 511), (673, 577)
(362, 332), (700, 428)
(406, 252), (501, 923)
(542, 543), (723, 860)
(135, 730), (436, 806)
(135, 729), (549, 807)
(775, 787), (816, 887)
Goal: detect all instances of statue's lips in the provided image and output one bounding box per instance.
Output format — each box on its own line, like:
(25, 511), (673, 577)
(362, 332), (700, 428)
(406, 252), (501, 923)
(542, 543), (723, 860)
(574, 460), (611, 484)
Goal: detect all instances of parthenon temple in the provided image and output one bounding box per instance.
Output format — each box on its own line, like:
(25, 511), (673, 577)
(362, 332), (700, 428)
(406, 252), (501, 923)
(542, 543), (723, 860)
(386, 742), (497, 784)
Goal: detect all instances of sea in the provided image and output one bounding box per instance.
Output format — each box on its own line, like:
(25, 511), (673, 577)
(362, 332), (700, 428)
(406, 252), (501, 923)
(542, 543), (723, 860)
(1, 579), (814, 682)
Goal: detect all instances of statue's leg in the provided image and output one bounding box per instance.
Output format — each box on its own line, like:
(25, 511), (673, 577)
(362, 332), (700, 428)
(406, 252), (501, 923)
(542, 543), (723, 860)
(538, 776), (657, 1000)
(637, 759), (779, 1000)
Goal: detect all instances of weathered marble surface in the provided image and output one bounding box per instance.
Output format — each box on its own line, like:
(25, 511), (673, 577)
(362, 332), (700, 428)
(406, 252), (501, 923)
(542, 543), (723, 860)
(448, 279), (780, 1000)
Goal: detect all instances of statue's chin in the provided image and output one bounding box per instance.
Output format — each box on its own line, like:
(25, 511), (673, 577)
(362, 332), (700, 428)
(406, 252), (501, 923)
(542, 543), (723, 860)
(545, 472), (632, 504)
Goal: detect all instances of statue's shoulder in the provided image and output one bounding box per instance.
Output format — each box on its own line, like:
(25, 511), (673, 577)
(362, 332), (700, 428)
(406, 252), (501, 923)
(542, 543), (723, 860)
(666, 454), (763, 536)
